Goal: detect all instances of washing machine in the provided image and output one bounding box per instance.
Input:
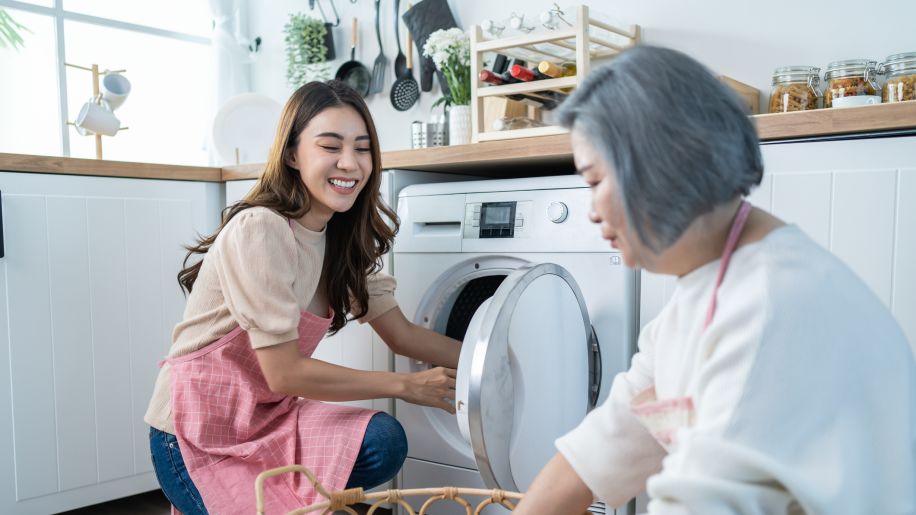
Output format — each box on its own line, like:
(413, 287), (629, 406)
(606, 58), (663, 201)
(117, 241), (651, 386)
(394, 175), (639, 514)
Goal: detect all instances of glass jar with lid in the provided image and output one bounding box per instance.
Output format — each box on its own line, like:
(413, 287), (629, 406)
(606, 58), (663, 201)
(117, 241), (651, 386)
(768, 66), (820, 113)
(879, 52), (916, 103)
(823, 59), (881, 108)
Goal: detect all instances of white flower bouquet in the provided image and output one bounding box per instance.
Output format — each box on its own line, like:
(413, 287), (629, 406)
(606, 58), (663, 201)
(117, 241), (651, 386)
(422, 28), (471, 106)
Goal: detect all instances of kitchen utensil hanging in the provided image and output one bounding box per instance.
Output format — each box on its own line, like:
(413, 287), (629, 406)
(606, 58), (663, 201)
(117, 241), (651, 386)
(310, 0), (338, 60)
(369, 0), (388, 94)
(393, 0), (408, 79)
(390, 25), (419, 110)
(335, 17), (371, 97)
(401, 0), (459, 93)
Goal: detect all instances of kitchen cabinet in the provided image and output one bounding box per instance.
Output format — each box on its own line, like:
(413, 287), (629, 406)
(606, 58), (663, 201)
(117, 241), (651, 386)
(639, 135), (916, 353)
(0, 171), (221, 514)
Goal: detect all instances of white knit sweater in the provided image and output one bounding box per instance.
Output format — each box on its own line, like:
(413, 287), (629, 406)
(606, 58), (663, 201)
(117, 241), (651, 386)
(557, 225), (916, 514)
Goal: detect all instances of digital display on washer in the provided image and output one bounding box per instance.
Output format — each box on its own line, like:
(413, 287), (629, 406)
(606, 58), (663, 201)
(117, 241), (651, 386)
(479, 201), (516, 238)
(483, 205), (511, 224)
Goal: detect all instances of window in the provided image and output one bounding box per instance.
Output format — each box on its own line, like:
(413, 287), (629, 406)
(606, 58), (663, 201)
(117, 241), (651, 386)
(0, 0), (211, 165)
(0, 8), (60, 156)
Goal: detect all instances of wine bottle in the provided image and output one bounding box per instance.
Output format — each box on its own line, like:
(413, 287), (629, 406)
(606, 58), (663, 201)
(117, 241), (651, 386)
(478, 70), (558, 109)
(492, 54), (510, 74)
(479, 70), (506, 85)
(509, 64), (537, 82)
(537, 61), (577, 78)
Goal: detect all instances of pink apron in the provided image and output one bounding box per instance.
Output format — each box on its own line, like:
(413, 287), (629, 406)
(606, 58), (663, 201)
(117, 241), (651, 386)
(164, 308), (377, 514)
(631, 201), (753, 450)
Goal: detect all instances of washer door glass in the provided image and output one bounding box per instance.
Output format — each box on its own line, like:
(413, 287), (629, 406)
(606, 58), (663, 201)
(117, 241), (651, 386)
(455, 262), (592, 492)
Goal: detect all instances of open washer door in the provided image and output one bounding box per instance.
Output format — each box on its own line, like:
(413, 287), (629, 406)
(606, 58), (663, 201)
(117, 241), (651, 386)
(455, 262), (598, 493)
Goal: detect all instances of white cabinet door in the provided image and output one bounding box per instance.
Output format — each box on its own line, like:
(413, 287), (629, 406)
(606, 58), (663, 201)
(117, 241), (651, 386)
(639, 136), (916, 352)
(0, 171), (221, 514)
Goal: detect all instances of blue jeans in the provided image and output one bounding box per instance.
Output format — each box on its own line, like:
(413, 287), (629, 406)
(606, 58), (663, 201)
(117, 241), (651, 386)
(149, 412), (407, 514)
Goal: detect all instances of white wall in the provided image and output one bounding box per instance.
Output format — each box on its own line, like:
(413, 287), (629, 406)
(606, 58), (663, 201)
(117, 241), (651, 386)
(246, 0), (916, 152)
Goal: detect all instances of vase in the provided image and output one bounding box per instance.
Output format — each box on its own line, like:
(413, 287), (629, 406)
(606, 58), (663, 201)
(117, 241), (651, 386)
(448, 105), (471, 146)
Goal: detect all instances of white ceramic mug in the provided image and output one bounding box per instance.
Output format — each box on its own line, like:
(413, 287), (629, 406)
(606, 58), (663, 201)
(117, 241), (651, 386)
(76, 102), (121, 136)
(101, 72), (131, 111)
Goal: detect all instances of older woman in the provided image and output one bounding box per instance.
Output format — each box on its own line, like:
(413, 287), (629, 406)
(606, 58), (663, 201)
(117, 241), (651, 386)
(514, 46), (915, 514)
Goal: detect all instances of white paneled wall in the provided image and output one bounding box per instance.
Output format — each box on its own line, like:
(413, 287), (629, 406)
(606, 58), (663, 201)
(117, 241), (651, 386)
(896, 170), (916, 344)
(639, 136), (916, 352)
(46, 197), (97, 492)
(87, 198), (134, 484)
(770, 173), (831, 249)
(832, 170), (897, 305)
(0, 172), (221, 514)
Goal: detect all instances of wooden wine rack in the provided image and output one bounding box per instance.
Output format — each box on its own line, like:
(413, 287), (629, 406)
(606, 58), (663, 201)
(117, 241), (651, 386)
(469, 5), (640, 142)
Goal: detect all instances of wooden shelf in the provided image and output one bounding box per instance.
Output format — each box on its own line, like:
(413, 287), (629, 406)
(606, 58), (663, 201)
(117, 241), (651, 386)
(476, 76), (578, 98)
(4, 102), (916, 182)
(754, 101), (916, 140)
(475, 28), (578, 53)
(221, 162), (269, 181)
(0, 152), (222, 181)
(381, 133), (575, 176)
(379, 101), (916, 176)
(470, 5), (640, 143)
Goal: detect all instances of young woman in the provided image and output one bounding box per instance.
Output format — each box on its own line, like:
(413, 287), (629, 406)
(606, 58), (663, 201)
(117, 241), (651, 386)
(145, 81), (461, 515)
(514, 46), (915, 514)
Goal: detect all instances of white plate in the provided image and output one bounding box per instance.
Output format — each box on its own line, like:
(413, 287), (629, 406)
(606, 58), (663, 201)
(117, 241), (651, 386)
(212, 93), (282, 165)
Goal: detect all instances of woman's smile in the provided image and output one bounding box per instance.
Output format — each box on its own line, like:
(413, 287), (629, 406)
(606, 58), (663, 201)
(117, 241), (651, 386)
(328, 177), (359, 193)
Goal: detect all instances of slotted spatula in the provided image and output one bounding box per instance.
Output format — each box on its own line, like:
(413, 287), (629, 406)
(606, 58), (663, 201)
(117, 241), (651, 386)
(369, 0), (388, 94)
(390, 26), (419, 110)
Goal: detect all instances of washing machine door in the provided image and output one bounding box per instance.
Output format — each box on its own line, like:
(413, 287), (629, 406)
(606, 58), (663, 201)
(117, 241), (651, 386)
(455, 262), (595, 493)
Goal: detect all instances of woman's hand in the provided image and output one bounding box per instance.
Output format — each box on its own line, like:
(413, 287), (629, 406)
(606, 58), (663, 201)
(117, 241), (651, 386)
(399, 367), (457, 413)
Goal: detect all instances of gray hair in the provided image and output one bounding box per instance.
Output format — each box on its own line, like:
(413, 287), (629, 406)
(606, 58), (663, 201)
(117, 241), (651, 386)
(559, 45), (763, 253)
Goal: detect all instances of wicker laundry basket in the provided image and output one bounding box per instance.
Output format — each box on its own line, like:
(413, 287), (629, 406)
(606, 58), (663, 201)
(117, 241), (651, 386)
(255, 464), (539, 515)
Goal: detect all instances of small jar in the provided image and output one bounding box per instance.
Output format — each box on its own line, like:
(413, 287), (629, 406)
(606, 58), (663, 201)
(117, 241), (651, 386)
(823, 59), (880, 108)
(879, 52), (916, 103)
(768, 66), (820, 113)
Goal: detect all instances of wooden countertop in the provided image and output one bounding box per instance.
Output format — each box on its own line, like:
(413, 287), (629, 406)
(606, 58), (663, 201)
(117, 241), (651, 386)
(0, 152), (222, 181)
(4, 102), (916, 182)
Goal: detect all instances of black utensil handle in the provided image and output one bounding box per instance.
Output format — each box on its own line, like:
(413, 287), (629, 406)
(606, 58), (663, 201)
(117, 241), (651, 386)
(394, 0), (402, 52)
(0, 189), (5, 259)
(375, 0), (383, 47)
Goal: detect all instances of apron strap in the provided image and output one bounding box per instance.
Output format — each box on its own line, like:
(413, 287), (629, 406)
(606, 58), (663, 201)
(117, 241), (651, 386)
(703, 200), (753, 330)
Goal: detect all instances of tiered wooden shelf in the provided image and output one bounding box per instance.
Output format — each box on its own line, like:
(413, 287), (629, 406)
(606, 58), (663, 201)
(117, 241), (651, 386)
(469, 5), (640, 143)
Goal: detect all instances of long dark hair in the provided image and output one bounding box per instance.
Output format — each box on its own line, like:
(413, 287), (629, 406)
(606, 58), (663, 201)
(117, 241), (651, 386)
(178, 80), (398, 334)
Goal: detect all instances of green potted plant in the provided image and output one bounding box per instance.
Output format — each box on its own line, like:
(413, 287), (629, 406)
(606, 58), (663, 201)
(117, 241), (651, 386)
(423, 28), (471, 145)
(0, 8), (29, 50)
(284, 13), (330, 88)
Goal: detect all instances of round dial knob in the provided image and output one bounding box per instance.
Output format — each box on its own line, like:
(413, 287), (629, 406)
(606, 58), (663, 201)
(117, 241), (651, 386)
(547, 201), (569, 223)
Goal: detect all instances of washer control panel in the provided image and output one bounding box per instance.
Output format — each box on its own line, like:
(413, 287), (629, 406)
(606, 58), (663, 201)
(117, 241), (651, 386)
(464, 200), (532, 239)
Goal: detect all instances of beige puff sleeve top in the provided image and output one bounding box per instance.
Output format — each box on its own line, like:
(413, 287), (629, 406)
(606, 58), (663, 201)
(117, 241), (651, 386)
(145, 207), (398, 433)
